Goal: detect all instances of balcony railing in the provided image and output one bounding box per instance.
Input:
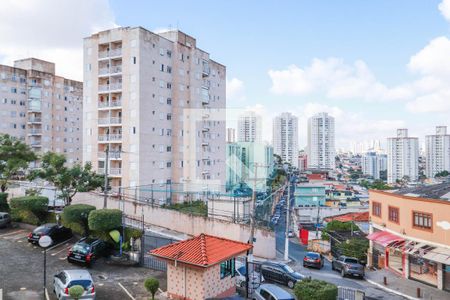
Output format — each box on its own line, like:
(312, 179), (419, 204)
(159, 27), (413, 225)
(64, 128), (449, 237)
(98, 83), (122, 92)
(28, 117), (42, 123)
(202, 61), (210, 76)
(98, 151), (121, 159)
(98, 167), (122, 175)
(98, 134), (122, 142)
(98, 117), (122, 125)
(98, 100), (122, 108)
(28, 129), (42, 135)
(99, 66), (122, 76)
(98, 48), (122, 59)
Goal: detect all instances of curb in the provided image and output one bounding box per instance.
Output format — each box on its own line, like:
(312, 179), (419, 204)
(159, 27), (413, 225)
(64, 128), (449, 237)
(365, 279), (420, 300)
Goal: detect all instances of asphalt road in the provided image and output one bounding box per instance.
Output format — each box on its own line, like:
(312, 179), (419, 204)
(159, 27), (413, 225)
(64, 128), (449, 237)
(0, 226), (165, 300)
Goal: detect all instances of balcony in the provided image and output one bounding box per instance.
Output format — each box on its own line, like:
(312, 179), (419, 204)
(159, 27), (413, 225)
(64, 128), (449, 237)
(98, 100), (122, 109)
(201, 142), (209, 147)
(28, 129), (42, 135)
(98, 117), (122, 125)
(98, 48), (122, 59)
(27, 117), (42, 123)
(98, 167), (122, 176)
(202, 61), (210, 77)
(98, 83), (122, 92)
(98, 134), (122, 142)
(98, 151), (121, 159)
(202, 127), (210, 132)
(202, 79), (211, 89)
(30, 142), (42, 147)
(99, 66), (122, 76)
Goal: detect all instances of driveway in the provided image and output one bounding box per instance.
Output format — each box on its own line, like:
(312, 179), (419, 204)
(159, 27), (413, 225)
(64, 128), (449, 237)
(0, 226), (166, 300)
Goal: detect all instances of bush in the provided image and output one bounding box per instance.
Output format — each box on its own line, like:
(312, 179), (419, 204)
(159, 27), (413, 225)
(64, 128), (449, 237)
(68, 285), (84, 299)
(0, 192), (9, 212)
(62, 204), (96, 236)
(338, 238), (369, 264)
(144, 277), (159, 300)
(325, 220), (360, 232)
(294, 278), (338, 300)
(88, 209), (122, 233)
(10, 196), (48, 224)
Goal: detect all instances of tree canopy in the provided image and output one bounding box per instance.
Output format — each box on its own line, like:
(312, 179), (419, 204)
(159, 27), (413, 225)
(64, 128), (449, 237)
(0, 134), (37, 192)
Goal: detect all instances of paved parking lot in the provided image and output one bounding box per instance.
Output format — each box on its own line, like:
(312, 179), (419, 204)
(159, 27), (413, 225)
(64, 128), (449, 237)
(0, 226), (166, 300)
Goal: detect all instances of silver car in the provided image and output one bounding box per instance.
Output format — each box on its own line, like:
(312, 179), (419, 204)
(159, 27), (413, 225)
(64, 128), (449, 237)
(53, 269), (96, 300)
(254, 284), (295, 300)
(0, 212), (11, 228)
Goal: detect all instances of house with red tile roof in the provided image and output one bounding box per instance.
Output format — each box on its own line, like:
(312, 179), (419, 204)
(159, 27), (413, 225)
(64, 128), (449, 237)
(150, 233), (252, 300)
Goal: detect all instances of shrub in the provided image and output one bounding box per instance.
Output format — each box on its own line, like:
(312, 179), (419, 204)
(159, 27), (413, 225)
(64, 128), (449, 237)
(88, 209), (122, 233)
(294, 278), (338, 300)
(144, 277), (159, 300)
(10, 196), (48, 224)
(68, 285), (84, 300)
(62, 204), (96, 236)
(338, 238), (369, 264)
(0, 192), (9, 212)
(325, 220), (360, 232)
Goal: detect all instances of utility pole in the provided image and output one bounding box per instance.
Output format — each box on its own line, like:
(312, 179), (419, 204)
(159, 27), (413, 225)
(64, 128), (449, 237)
(248, 162), (258, 260)
(103, 145), (109, 208)
(315, 200), (320, 238)
(284, 172), (291, 261)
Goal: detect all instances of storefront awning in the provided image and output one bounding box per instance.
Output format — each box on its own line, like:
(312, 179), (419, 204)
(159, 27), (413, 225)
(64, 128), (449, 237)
(367, 231), (404, 247)
(423, 247), (450, 265)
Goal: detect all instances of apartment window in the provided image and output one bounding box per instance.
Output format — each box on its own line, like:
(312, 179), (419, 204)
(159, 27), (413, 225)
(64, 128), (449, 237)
(166, 162), (172, 168)
(160, 64), (164, 72)
(10, 99), (16, 104)
(413, 211), (432, 231)
(2, 98), (6, 104)
(159, 48), (164, 56)
(166, 83), (172, 89)
(166, 50), (172, 57)
(133, 57), (136, 64)
(388, 206), (399, 224)
(166, 66), (172, 74)
(372, 202), (381, 217)
(10, 88), (17, 93)
(166, 146), (172, 152)
(167, 113), (172, 121)
(167, 98), (172, 105)
(159, 80), (165, 88)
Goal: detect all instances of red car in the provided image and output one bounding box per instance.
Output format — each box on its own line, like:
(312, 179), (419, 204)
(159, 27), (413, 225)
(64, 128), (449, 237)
(303, 252), (324, 269)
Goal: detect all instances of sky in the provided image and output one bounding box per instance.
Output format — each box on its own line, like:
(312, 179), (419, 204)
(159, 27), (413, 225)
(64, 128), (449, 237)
(1, 0), (450, 150)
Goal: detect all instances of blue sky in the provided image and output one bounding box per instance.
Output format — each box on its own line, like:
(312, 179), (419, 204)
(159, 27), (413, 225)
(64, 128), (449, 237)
(1, 0), (449, 150)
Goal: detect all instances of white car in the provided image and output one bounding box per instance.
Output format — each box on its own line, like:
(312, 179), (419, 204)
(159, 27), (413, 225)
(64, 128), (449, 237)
(235, 261), (264, 289)
(53, 269), (96, 300)
(254, 284), (295, 300)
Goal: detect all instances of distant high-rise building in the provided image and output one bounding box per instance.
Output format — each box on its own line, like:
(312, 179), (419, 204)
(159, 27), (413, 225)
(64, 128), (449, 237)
(227, 128), (236, 143)
(237, 111), (262, 143)
(0, 58), (82, 166)
(298, 151), (307, 172)
(425, 126), (450, 178)
(83, 27), (226, 197)
(362, 152), (387, 180)
(272, 112), (298, 167)
(387, 129), (419, 183)
(307, 112), (335, 169)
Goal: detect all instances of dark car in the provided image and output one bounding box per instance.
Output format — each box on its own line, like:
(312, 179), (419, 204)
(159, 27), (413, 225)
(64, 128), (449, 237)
(303, 252), (324, 269)
(0, 212), (12, 228)
(28, 223), (72, 246)
(67, 237), (110, 267)
(260, 261), (304, 288)
(332, 255), (365, 278)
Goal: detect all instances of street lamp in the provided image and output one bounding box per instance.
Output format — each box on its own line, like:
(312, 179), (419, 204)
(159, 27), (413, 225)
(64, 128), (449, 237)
(283, 163), (291, 261)
(39, 235), (53, 297)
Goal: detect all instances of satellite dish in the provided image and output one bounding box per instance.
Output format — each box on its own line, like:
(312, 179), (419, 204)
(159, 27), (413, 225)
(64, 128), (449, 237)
(38, 235), (53, 248)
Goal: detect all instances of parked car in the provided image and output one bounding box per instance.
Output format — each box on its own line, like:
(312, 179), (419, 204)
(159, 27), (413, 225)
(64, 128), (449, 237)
(0, 212), (12, 228)
(260, 261), (304, 288)
(235, 261), (264, 288)
(67, 237), (110, 267)
(28, 223), (72, 246)
(332, 255), (365, 278)
(53, 269), (96, 300)
(287, 230), (295, 238)
(303, 252), (324, 269)
(254, 283), (295, 300)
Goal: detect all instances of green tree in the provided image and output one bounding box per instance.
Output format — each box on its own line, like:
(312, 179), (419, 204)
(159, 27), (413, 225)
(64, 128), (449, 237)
(294, 278), (337, 300)
(435, 170), (449, 177)
(144, 277), (160, 300)
(88, 209), (122, 233)
(61, 204), (96, 236)
(29, 152), (104, 205)
(338, 238), (369, 264)
(325, 220), (360, 232)
(0, 192), (9, 212)
(68, 285), (84, 300)
(10, 196), (48, 223)
(0, 134), (37, 192)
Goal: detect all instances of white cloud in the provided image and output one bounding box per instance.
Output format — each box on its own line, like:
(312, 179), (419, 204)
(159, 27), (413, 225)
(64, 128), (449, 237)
(408, 36), (450, 77)
(0, 0), (117, 80)
(439, 0), (450, 22)
(226, 77), (246, 102)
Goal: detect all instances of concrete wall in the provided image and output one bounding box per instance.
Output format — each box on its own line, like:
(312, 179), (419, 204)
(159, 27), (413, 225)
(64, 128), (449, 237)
(74, 192), (276, 259)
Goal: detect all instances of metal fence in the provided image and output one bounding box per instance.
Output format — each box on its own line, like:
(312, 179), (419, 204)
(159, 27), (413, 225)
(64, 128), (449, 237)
(142, 231), (178, 271)
(338, 286), (365, 300)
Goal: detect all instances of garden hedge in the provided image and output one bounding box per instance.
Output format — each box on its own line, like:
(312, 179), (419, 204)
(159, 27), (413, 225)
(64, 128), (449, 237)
(61, 204), (96, 236)
(88, 209), (122, 233)
(0, 192), (9, 212)
(10, 196), (48, 224)
(294, 278), (338, 300)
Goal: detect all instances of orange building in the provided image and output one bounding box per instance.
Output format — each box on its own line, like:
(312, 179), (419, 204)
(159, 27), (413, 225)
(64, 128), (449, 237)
(150, 233), (252, 300)
(368, 184), (450, 291)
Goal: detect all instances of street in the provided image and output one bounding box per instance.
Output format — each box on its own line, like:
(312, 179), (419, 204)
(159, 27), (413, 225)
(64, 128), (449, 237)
(273, 190), (406, 299)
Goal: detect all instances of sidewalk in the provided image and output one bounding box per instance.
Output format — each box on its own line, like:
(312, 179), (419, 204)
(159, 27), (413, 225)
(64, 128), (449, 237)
(365, 268), (449, 300)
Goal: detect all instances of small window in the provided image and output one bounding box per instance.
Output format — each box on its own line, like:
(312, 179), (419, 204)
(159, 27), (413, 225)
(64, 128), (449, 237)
(220, 258), (235, 279)
(412, 211), (432, 230)
(372, 202), (381, 217)
(388, 206), (399, 223)
(133, 57), (136, 64)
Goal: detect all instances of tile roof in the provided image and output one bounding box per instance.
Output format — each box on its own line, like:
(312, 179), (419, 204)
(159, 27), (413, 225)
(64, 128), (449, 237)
(150, 233), (252, 267)
(394, 182), (450, 200)
(324, 211), (369, 222)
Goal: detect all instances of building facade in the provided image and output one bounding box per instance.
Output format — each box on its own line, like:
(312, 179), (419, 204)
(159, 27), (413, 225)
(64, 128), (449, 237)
(362, 151), (387, 180)
(298, 151), (308, 172)
(368, 188), (450, 291)
(83, 27), (226, 197)
(294, 183), (326, 207)
(0, 58), (82, 165)
(272, 112), (298, 168)
(237, 111), (262, 143)
(387, 129), (419, 184)
(425, 126), (450, 178)
(307, 112), (336, 170)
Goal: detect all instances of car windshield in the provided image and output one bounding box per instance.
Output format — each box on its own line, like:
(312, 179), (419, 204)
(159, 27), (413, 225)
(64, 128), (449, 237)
(68, 279), (92, 289)
(237, 266), (246, 276)
(306, 253), (319, 259)
(73, 243), (90, 254)
(34, 225), (53, 233)
(283, 265), (295, 273)
(345, 258), (359, 264)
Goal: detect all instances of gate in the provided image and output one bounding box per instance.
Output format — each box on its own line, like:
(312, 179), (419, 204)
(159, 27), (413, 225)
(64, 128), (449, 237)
(142, 231), (178, 271)
(235, 257), (263, 298)
(338, 286), (365, 300)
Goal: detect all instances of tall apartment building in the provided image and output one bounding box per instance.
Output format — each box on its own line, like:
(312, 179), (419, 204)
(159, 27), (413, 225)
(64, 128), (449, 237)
(226, 128), (236, 143)
(83, 27), (226, 197)
(237, 111), (262, 143)
(425, 126), (450, 178)
(362, 151), (387, 180)
(307, 112), (336, 170)
(0, 58), (82, 165)
(272, 112), (298, 168)
(387, 129), (419, 184)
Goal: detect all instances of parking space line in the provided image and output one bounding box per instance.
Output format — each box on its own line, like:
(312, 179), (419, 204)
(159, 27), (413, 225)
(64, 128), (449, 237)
(51, 245), (72, 256)
(0, 229), (24, 237)
(41, 238), (73, 253)
(118, 282), (136, 300)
